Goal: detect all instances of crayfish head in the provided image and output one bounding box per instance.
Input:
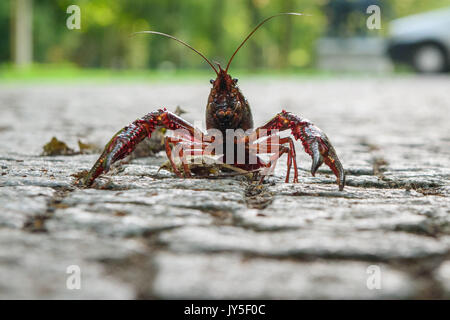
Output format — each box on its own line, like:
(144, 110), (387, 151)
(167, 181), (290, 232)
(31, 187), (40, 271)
(206, 64), (253, 132)
(210, 63), (238, 92)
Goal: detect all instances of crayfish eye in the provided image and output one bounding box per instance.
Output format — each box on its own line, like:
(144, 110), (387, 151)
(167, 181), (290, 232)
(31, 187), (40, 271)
(210, 79), (214, 85)
(233, 78), (238, 84)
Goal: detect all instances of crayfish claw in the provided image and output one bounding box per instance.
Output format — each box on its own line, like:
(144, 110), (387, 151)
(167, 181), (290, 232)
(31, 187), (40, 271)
(83, 156), (106, 187)
(83, 134), (132, 187)
(270, 110), (345, 190)
(332, 154), (345, 191)
(311, 141), (324, 176)
(104, 152), (115, 172)
(322, 142), (345, 191)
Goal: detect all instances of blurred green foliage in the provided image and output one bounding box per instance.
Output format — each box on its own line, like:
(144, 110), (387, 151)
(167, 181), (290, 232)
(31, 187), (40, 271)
(0, 1), (11, 63)
(1, 0), (449, 73)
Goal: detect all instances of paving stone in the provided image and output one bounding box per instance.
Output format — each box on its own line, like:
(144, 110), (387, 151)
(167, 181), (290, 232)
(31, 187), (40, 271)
(0, 229), (143, 299)
(158, 225), (448, 261)
(435, 260), (450, 298)
(0, 186), (54, 229)
(152, 252), (418, 299)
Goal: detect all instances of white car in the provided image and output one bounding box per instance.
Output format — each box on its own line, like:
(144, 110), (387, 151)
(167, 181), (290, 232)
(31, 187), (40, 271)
(387, 7), (450, 73)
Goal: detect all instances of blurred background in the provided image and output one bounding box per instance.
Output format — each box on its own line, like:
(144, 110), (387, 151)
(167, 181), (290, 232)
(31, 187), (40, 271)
(0, 0), (449, 80)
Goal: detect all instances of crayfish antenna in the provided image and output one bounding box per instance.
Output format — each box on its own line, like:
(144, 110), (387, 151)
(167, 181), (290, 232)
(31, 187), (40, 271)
(225, 12), (308, 72)
(132, 30), (219, 75)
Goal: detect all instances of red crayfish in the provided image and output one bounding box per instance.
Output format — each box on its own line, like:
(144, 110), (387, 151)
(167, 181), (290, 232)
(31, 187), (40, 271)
(84, 13), (345, 190)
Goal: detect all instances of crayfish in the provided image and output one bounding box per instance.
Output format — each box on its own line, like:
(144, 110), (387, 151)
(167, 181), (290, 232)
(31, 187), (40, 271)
(84, 13), (345, 190)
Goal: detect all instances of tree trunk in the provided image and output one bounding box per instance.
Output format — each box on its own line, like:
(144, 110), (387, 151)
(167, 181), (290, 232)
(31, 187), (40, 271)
(210, 0), (224, 63)
(12, 0), (33, 68)
(246, 0), (262, 70)
(279, 0), (293, 69)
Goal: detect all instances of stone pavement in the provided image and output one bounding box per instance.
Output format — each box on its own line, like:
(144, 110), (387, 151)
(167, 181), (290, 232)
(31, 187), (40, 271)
(0, 76), (449, 299)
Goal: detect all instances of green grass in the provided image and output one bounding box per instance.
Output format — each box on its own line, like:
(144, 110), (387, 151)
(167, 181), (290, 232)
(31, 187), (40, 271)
(0, 64), (206, 84)
(0, 63), (408, 84)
